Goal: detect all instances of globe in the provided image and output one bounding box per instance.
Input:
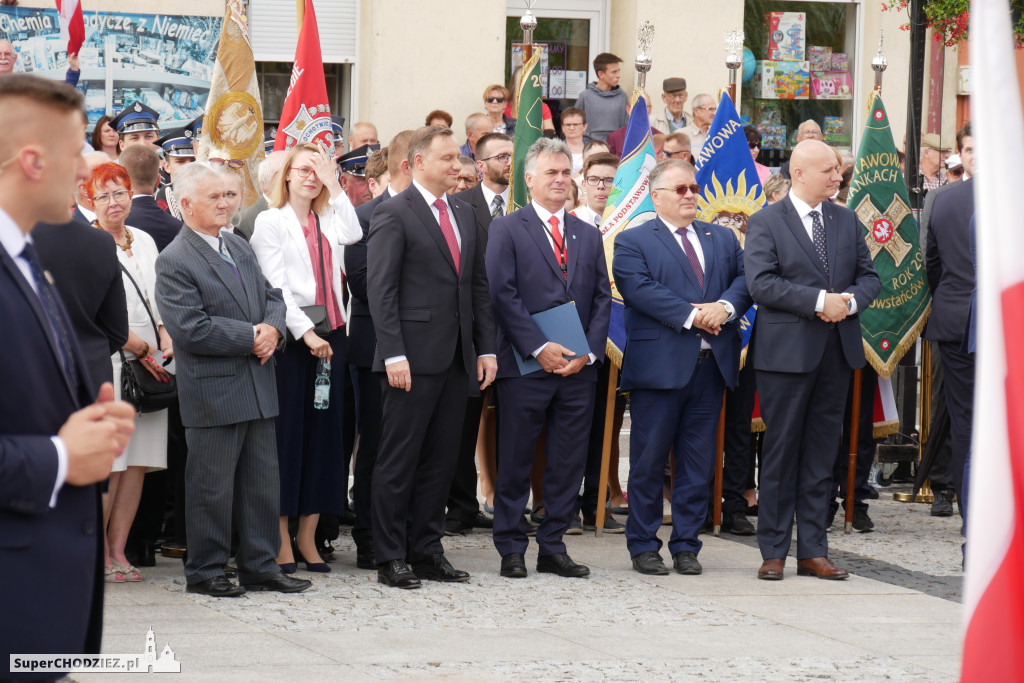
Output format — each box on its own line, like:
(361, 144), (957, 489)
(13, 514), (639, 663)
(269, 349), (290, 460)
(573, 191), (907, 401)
(742, 46), (756, 83)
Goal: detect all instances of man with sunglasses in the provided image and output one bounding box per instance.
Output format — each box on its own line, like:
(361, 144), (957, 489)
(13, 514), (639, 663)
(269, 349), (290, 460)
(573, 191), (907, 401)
(658, 131), (692, 164)
(613, 159), (751, 576)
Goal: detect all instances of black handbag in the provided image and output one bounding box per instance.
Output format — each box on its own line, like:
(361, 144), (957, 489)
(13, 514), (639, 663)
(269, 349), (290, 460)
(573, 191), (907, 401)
(118, 264), (177, 414)
(289, 214), (332, 343)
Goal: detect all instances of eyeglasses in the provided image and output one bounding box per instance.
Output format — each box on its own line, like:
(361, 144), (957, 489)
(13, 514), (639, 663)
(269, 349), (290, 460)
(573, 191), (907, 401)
(584, 176), (615, 187)
(695, 106), (717, 113)
(654, 183), (701, 196)
(663, 149), (690, 159)
(561, 122), (584, 128)
(748, 142), (760, 149)
(92, 189), (131, 205)
(479, 152), (511, 164)
(0, 51), (15, 57)
(291, 166), (315, 178)
(486, 97), (506, 104)
(209, 158), (245, 169)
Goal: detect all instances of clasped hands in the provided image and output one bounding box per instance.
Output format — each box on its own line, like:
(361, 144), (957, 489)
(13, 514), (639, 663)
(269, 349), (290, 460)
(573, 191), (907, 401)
(537, 343), (588, 376)
(817, 293), (854, 324)
(252, 323), (280, 364)
(691, 302), (729, 335)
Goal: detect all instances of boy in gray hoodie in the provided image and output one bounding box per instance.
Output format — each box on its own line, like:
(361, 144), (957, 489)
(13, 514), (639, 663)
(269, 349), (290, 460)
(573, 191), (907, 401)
(573, 53), (628, 143)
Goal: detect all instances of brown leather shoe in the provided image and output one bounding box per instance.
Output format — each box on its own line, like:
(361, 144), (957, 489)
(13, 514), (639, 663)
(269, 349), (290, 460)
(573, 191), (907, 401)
(796, 556), (849, 580)
(757, 558), (784, 580)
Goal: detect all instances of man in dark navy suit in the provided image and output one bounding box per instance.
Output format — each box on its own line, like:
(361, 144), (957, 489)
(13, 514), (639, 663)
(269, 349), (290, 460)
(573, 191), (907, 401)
(613, 158), (751, 576)
(486, 138), (611, 580)
(744, 140), (879, 581)
(345, 128), (413, 570)
(121, 143), (184, 252)
(0, 75), (135, 678)
(366, 126), (497, 589)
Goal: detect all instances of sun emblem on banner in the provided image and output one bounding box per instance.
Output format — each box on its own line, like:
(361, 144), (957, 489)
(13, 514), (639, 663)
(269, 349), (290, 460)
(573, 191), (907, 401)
(695, 170), (766, 241)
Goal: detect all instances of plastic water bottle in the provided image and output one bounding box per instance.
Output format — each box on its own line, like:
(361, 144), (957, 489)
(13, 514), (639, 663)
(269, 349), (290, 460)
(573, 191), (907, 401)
(314, 358), (330, 410)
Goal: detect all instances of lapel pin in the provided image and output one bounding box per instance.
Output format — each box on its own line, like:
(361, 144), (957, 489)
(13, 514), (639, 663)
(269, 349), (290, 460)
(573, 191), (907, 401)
(705, 232), (711, 236)
(573, 234), (577, 240)
(44, 270), (55, 285)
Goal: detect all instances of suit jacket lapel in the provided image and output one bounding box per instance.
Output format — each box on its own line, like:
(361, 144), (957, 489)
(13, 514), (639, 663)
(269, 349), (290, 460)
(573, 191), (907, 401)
(653, 218), (702, 294)
(695, 221), (714, 295)
(407, 191), (458, 275)
(184, 228), (249, 314)
(783, 197), (827, 278)
(565, 215), (580, 289)
(451, 201), (474, 282)
(0, 243), (77, 400)
(523, 205), (565, 282)
(470, 185), (492, 230)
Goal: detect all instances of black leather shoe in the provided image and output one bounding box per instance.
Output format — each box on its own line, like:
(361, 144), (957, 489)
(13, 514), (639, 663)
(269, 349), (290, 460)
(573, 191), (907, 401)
(160, 541), (187, 558)
(377, 560), (421, 589)
(853, 508), (875, 532)
(521, 516), (538, 537)
(186, 576), (245, 597)
(931, 489), (954, 517)
(412, 553), (470, 582)
(223, 564), (238, 578)
(356, 543), (376, 570)
(242, 573), (312, 593)
(444, 519), (468, 537)
(631, 550), (669, 576)
(722, 511), (756, 536)
(500, 553), (528, 578)
(537, 552), (590, 578)
(673, 551), (703, 575)
(474, 513), (494, 529)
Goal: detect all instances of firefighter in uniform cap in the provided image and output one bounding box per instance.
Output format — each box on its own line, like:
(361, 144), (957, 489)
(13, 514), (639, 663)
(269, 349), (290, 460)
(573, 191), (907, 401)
(155, 116), (202, 217)
(337, 143), (379, 208)
(331, 116), (346, 158)
(110, 101), (161, 156)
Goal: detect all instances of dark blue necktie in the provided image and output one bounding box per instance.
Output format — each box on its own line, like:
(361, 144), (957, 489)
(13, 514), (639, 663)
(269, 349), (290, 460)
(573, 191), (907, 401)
(218, 236), (244, 287)
(21, 242), (79, 388)
(810, 210), (829, 277)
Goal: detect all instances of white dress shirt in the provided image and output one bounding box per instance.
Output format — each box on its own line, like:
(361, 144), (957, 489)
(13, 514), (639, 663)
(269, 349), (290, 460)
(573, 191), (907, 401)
(0, 208), (68, 507)
(480, 183), (509, 218)
(530, 202), (596, 364)
(658, 216), (736, 349)
(787, 192), (857, 314)
(571, 204), (602, 229)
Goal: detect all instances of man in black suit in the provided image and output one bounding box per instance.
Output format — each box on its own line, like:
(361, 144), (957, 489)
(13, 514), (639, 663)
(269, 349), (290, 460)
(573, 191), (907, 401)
(33, 216), (128, 389)
(486, 138), (612, 579)
(445, 131), (512, 535)
(366, 126), (497, 589)
(121, 143), (183, 252)
(924, 123), (975, 522)
(744, 140), (879, 581)
(345, 129), (413, 570)
(0, 74), (136, 677)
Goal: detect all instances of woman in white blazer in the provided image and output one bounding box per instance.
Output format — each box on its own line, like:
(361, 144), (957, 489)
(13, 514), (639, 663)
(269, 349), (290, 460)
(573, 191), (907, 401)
(250, 142), (361, 573)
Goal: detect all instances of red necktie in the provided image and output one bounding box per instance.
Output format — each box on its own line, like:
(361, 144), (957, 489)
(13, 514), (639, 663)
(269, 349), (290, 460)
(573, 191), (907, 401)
(549, 215), (566, 278)
(433, 198), (460, 274)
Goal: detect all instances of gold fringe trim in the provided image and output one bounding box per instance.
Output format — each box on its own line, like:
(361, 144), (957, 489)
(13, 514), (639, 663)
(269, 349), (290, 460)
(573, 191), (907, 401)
(606, 339), (623, 369)
(751, 417), (766, 433)
(864, 303), (931, 379)
(873, 420), (900, 439)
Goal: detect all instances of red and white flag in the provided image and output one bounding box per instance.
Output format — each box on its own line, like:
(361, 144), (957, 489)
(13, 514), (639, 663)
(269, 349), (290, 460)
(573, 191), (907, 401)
(962, 0), (1024, 678)
(273, 0), (333, 152)
(55, 0), (85, 56)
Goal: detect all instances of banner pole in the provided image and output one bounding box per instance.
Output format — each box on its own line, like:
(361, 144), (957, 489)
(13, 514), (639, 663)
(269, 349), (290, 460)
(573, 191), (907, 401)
(845, 368), (863, 533)
(296, 0), (304, 31)
(595, 364), (619, 537)
(713, 392), (727, 536)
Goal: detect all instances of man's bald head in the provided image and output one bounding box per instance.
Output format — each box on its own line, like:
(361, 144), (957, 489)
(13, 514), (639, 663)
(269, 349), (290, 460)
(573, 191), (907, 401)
(789, 140), (842, 206)
(0, 41), (16, 74)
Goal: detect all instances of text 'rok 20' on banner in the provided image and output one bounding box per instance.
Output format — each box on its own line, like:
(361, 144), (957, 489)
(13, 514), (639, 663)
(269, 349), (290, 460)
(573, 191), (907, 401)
(508, 48), (544, 214)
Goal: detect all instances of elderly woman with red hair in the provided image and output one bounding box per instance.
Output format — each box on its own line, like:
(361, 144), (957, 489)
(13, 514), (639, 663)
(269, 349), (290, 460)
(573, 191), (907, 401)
(88, 162), (171, 583)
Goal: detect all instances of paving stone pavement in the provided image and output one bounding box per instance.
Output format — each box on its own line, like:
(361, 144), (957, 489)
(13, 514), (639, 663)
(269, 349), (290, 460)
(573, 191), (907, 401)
(73, 484), (963, 683)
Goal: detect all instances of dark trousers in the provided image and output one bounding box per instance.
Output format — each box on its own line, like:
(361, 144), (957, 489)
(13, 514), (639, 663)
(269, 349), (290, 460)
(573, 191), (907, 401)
(184, 418), (280, 584)
(831, 365), (877, 511)
(446, 394), (484, 526)
(722, 362), (757, 513)
(939, 341), (975, 517)
(625, 355), (725, 558)
(352, 366), (381, 547)
(756, 330), (850, 560)
(493, 374), (595, 557)
(371, 359), (468, 564)
(926, 341), (955, 491)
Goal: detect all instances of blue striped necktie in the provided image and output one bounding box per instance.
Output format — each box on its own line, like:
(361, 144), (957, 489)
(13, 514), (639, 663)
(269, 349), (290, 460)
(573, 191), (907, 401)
(20, 242), (79, 387)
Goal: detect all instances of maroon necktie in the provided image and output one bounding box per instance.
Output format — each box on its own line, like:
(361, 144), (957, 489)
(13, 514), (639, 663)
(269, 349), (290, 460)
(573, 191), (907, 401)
(549, 215), (567, 278)
(433, 198), (460, 274)
(676, 227), (704, 290)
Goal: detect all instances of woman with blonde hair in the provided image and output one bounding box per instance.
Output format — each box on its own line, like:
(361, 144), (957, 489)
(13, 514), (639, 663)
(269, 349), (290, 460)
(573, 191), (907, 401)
(250, 143), (361, 573)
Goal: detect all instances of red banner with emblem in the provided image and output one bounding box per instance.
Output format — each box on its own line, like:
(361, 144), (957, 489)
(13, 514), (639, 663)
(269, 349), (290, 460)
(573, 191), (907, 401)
(273, 0), (333, 152)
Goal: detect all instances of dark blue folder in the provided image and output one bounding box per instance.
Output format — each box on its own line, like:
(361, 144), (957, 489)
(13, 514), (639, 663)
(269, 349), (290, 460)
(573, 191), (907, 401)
(512, 301), (591, 376)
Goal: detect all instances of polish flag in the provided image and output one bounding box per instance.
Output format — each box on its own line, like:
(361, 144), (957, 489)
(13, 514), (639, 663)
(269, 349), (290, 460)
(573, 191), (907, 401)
(55, 0), (85, 56)
(961, 0), (1024, 678)
(273, 0), (333, 152)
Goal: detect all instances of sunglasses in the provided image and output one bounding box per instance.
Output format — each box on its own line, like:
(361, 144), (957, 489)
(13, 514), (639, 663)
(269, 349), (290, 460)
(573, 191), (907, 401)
(209, 158), (245, 170)
(486, 96), (506, 104)
(654, 183), (701, 196)
(749, 142), (760, 149)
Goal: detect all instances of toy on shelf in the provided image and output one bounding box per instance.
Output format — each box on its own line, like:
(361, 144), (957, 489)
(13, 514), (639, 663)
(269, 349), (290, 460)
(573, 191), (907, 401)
(753, 60), (810, 100)
(764, 12), (806, 62)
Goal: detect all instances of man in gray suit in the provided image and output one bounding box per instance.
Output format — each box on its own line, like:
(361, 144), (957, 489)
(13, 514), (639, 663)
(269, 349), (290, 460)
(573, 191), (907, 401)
(155, 163), (311, 597)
